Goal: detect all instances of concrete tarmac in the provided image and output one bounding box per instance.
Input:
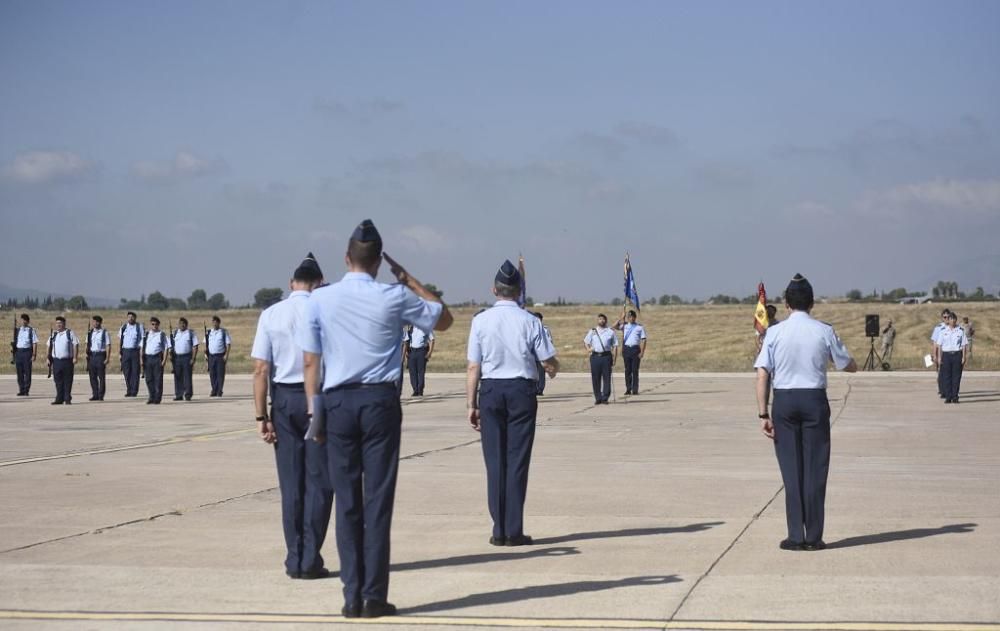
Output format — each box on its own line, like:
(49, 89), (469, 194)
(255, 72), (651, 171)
(1, 371), (998, 630)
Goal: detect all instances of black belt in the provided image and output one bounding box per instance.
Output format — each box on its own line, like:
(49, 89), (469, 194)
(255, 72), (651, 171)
(208, 352), (226, 357)
(410, 346), (427, 351)
(624, 344), (641, 348)
(942, 351), (962, 355)
(274, 382), (305, 390)
(90, 350), (107, 354)
(325, 381), (396, 393)
(592, 351), (611, 357)
(15, 347), (32, 351)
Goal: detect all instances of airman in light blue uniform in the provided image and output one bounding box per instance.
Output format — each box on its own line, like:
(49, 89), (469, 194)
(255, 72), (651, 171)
(754, 274), (856, 551)
(119, 312), (144, 397)
(468, 260), (559, 547)
(171, 318), (198, 401)
(14, 313), (38, 396)
(402, 326), (434, 396)
(584, 314), (619, 404)
(930, 310), (950, 397)
(86, 315), (112, 401)
(935, 312), (968, 404)
(142, 317), (171, 404)
(615, 309), (647, 395)
(298, 220), (452, 619)
(206, 317), (232, 397)
(251, 253), (333, 580)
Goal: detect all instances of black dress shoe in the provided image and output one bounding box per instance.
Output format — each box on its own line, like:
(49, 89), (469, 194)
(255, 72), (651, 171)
(65, 401), (71, 405)
(505, 534), (533, 546)
(779, 539), (803, 550)
(173, 397), (183, 401)
(945, 399), (953, 404)
(300, 567), (331, 580)
(361, 600), (397, 618)
(51, 401), (63, 405)
(89, 397), (98, 401)
(341, 602), (361, 618)
(803, 540), (826, 551)
(489, 536), (506, 546)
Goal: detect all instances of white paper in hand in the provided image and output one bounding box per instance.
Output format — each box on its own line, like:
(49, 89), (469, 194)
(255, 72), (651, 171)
(305, 394), (325, 441)
(924, 354), (934, 368)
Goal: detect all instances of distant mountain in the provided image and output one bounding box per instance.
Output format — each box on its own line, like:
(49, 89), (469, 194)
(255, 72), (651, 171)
(0, 283), (118, 308)
(909, 254), (1000, 297)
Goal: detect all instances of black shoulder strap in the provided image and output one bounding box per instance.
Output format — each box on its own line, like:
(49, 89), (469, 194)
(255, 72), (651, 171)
(591, 328), (606, 352)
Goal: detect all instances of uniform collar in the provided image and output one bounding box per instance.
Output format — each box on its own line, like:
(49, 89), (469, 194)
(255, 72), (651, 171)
(493, 300), (519, 307)
(788, 311), (811, 321)
(343, 271), (375, 282)
(289, 290), (310, 298)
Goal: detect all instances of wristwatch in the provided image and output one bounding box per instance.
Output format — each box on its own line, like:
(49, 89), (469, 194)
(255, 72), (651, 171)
(758, 413), (770, 419)
(255, 415), (267, 422)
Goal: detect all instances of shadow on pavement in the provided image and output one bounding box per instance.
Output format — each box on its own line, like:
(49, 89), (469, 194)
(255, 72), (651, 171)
(392, 546), (579, 573)
(827, 523), (977, 549)
(533, 521), (724, 546)
(402, 575), (681, 614)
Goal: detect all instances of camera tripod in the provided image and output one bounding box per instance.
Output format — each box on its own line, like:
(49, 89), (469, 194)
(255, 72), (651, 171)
(862, 336), (890, 371)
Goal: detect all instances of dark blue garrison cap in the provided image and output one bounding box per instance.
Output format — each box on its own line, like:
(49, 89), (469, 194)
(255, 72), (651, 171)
(495, 259), (520, 286)
(351, 219), (382, 248)
(293, 252), (323, 281)
(786, 273), (813, 296)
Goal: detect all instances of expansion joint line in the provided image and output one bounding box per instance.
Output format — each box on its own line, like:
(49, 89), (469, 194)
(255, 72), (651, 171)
(666, 378), (854, 622)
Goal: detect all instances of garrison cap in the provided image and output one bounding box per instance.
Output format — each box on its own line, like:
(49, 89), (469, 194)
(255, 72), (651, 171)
(351, 219), (382, 249)
(293, 251), (323, 282)
(495, 259), (521, 286)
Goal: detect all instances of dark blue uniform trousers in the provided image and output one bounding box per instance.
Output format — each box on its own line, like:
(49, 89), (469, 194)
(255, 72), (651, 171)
(479, 378), (537, 540)
(173, 353), (193, 400)
(589, 352), (612, 403)
(208, 353), (226, 396)
(52, 358), (74, 403)
(323, 383), (401, 605)
(122, 348), (141, 396)
(273, 383), (333, 575)
(15, 348), (33, 394)
(772, 388), (831, 544)
(623, 345), (641, 393)
(88, 351), (107, 400)
(407, 347), (428, 395)
(144, 353), (164, 403)
(940, 351), (963, 401)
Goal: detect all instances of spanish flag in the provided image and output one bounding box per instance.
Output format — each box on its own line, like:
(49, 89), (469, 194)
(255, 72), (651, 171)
(753, 282), (768, 336)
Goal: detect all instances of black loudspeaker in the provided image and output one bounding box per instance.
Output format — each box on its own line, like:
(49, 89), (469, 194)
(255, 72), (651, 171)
(865, 314), (880, 338)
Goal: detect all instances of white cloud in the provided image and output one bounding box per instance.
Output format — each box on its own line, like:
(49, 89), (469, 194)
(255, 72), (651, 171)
(132, 151), (226, 181)
(860, 178), (1000, 216)
(394, 224), (449, 254)
(2, 150), (94, 184)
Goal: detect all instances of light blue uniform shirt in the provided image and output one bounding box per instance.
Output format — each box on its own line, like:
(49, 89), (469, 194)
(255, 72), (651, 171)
(144, 330), (171, 355)
(622, 323), (647, 347)
(120, 322), (145, 349)
(47, 330), (79, 359)
(87, 328), (111, 352)
(754, 311), (853, 389)
(404, 327), (434, 349)
(172, 329), (199, 355)
(252, 290), (310, 383)
(297, 272), (443, 390)
(930, 322), (947, 344)
(468, 300), (556, 380)
(207, 328), (231, 354)
(16, 327), (38, 348)
(584, 327), (619, 352)
(936, 326), (969, 352)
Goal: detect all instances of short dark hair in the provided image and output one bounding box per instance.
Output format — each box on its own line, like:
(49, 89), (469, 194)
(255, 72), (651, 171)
(784, 279), (814, 311)
(765, 305), (777, 317)
(20, 313), (29, 322)
(494, 281), (519, 299)
(150, 317), (160, 325)
(55, 316), (66, 324)
(92, 315), (103, 323)
(940, 308), (951, 317)
(597, 313), (607, 320)
(212, 316), (221, 324)
(627, 310), (637, 318)
(127, 311), (137, 318)
(179, 317), (188, 326)
(347, 239), (381, 268)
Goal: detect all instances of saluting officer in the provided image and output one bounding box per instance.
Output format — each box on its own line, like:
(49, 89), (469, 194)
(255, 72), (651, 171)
(936, 312), (969, 404)
(402, 325), (434, 397)
(119, 312), (145, 397)
(930, 309), (950, 398)
(299, 220), (452, 619)
(14, 313), (38, 396)
(47, 316), (79, 405)
(171, 318), (198, 401)
(251, 253), (333, 580)
(142, 317), (171, 404)
(615, 309), (647, 395)
(205, 316), (232, 397)
(468, 261), (559, 547)
(86, 315), (112, 401)
(754, 274), (856, 551)
(584, 313), (618, 404)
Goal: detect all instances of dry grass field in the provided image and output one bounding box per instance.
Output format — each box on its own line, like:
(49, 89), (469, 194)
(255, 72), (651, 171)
(2, 301), (996, 375)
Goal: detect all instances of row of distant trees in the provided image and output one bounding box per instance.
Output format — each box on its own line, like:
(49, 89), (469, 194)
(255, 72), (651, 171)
(845, 281), (997, 303)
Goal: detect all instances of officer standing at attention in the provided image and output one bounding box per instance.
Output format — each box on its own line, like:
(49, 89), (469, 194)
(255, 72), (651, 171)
(299, 220), (452, 619)
(119, 312), (144, 397)
(754, 274), (856, 551)
(14, 313), (38, 396)
(171, 317), (198, 401)
(468, 261), (559, 548)
(142, 317), (171, 404)
(930, 309), (950, 398)
(206, 316), (232, 397)
(47, 316), (79, 405)
(402, 325), (434, 397)
(584, 313), (618, 404)
(251, 253), (333, 580)
(936, 312), (968, 404)
(532, 312), (554, 396)
(86, 315), (112, 401)
(614, 309), (647, 396)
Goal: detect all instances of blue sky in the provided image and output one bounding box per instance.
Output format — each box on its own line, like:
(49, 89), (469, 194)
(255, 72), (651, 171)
(2, 1), (999, 304)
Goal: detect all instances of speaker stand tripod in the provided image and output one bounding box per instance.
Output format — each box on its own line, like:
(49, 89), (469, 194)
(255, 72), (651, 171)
(862, 336), (885, 371)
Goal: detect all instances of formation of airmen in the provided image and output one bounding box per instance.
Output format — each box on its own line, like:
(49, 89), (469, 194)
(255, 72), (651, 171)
(11, 311), (233, 404)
